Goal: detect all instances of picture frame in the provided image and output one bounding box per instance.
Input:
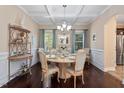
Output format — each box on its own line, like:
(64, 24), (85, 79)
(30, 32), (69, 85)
(92, 33), (96, 42)
(58, 35), (69, 44)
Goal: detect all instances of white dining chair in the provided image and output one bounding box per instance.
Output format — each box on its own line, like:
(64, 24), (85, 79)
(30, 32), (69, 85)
(50, 48), (57, 55)
(83, 48), (90, 65)
(64, 49), (86, 88)
(38, 51), (60, 82)
(38, 48), (45, 52)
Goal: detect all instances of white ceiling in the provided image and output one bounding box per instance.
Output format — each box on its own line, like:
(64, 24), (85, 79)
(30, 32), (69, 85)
(19, 5), (110, 27)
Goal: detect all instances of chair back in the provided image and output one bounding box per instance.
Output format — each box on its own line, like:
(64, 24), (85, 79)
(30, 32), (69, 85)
(38, 48), (44, 52)
(83, 48), (90, 56)
(39, 51), (48, 70)
(50, 48), (56, 55)
(75, 49), (86, 72)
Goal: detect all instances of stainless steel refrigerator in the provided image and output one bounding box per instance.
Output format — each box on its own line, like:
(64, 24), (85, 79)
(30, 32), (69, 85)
(116, 32), (124, 65)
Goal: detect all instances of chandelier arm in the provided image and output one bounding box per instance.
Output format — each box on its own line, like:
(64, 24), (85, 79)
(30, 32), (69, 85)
(57, 5), (72, 32)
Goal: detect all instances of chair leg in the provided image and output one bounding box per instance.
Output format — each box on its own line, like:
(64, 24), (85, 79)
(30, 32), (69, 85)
(41, 72), (44, 81)
(74, 76), (76, 88)
(82, 74), (85, 84)
(64, 71), (67, 83)
(88, 61), (90, 65)
(57, 71), (60, 83)
(88, 58), (90, 65)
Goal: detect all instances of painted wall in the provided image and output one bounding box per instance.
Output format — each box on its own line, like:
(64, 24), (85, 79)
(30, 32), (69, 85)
(90, 5), (124, 71)
(104, 16), (116, 71)
(0, 5), (39, 52)
(0, 5), (39, 86)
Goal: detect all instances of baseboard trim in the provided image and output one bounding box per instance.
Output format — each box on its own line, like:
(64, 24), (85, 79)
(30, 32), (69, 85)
(90, 62), (104, 71)
(104, 67), (116, 72)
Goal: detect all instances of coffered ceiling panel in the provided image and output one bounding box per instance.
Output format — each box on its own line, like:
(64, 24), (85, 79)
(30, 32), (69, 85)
(19, 5), (111, 27)
(21, 5), (48, 16)
(54, 17), (75, 25)
(32, 16), (53, 25)
(46, 5), (83, 17)
(80, 5), (108, 16)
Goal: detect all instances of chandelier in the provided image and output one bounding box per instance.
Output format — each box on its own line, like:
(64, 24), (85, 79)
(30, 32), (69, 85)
(57, 5), (72, 31)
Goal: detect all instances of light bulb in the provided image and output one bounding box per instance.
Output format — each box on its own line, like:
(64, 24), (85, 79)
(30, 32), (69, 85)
(57, 26), (61, 30)
(67, 25), (72, 31)
(62, 22), (66, 28)
(61, 27), (63, 31)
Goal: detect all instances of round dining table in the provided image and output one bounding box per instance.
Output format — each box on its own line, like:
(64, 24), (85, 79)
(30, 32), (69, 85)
(46, 55), (76, 79)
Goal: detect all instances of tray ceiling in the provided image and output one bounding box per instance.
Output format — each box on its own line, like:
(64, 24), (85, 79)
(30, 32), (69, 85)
(19, 5), (110, 26)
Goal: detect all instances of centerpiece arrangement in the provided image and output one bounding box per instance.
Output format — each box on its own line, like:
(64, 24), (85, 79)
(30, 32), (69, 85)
(60, 45), (68, 57)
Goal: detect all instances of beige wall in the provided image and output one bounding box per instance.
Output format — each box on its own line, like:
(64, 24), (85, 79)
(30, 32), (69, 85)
(90, 5), (124, 50)
(0, 5), (39, 52)
(90, 21), (104, 49)
(104, 16), (116, 70)
(90, 5), (124, 71)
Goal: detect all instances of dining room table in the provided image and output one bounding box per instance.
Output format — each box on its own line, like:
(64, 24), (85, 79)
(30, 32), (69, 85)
(46, 53), (76, 79)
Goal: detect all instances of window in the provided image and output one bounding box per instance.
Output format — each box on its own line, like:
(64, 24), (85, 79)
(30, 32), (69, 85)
(44, 30), (53, 50)
(74, 31), (84, 52)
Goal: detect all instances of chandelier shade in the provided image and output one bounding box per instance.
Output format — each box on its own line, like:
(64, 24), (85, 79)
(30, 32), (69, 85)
(57, 5), (72, 32)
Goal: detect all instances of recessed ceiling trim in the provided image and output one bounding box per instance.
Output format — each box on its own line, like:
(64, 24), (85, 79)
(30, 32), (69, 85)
(44, 5), (56, 25)
(99, 5), (112, 16)
(17, 5), (40, 24)
(71, 5), (85, 26)
(88, 5), (112, 25)
(18, 5), (111, 26)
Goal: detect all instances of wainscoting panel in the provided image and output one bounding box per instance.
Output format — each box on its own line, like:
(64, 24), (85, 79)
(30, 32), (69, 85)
(0, 52), (8, 87)
(90, 48), (104, 71)
(0, 48), (38, 87)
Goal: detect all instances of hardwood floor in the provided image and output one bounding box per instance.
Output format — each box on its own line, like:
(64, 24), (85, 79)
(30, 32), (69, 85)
(2, 62), (124, 88)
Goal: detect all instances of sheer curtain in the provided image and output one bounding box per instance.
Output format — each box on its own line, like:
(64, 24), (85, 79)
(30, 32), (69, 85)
(39, 29), (44, 48)
(39, 29), (56, 49)
(84, 29), (89, 48)
(71, 29), (88, 53)
(71, 29), (75, 53)
(52, 29), (56, 48)
(39, 29), (88, 52)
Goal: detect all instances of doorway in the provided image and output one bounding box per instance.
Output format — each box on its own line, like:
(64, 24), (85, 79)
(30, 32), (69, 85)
(108, 15), (124, 81)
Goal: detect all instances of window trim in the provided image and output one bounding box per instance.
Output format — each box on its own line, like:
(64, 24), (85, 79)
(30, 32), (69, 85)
(44, 30), (53, 51)
(74, 30), (85, 52)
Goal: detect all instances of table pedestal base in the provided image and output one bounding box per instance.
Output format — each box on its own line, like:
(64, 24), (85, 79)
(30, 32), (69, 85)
(59, 63), (71, 79)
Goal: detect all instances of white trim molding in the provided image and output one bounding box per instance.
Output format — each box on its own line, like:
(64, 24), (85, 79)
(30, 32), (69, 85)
(90, 48), (104, 52)
(104, 67), (115, 72)
(0, 52), (8, 61)
(90, 48), (116, 72)
(90, 48), (104, 71)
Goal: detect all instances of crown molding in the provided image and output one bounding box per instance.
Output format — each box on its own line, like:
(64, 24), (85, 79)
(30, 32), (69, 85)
(17, 5), (39, 25)
(89, 6), (112, 24)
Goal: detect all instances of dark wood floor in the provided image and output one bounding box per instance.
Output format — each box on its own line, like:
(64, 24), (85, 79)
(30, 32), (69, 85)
(2, 62), (124, 88)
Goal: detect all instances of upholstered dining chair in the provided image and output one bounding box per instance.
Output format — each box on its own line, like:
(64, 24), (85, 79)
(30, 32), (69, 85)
(38, 48), (45, 52)
(50, 48), (57, 55)
(64, 49), (86, 88)
(83, 48), (90, 65)
(38, 51), (60, 82)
